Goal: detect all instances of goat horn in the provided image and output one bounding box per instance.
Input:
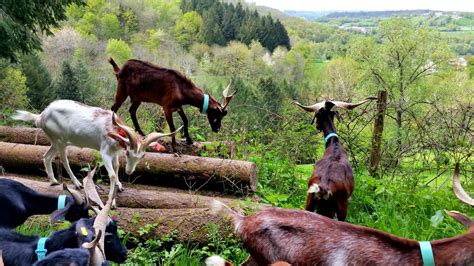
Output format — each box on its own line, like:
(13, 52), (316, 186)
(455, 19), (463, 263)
(222, 80), (237, 110)
(112, 113), (138, 151)
(82, 229), (106, 265)
(329, 96), (377, 110)
(141, 126), (183, 151)
(63, 184), (84, 205)
(93, 183), (117, 257)
(453, 163), (474, 206)
(292, 100), (325, 113)
(83, 166), (105, 208)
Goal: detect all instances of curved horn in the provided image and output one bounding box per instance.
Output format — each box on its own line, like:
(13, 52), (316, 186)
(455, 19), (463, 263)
(330, 96), (377, 110)
(82, 229), (106, 266)
(141, 126), (184, 151)
(112, 113), (138, 151)
(93, 183), (117, 258)
(453, 163), (474, 206)
(83, 166), (105, 208)
(222, 80), (237, 110)
(292, 100), (325, 113)
(63, 184), (84, 205)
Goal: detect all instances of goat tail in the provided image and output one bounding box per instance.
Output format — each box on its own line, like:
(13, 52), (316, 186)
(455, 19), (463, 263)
(108, 57), (120, 74)
(12, 110), (41, 126)
(210, 200), (244, 232)
(205, 255), (234, 266)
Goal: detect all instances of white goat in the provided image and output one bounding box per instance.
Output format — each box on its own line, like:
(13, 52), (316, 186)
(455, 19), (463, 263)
(12, 100), (180, 202)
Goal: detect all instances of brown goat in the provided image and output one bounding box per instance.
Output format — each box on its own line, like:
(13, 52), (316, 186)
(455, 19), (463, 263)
(109, 58), (236, 152)
(211, 164), (474, 265)
(293, 97), (376, 220)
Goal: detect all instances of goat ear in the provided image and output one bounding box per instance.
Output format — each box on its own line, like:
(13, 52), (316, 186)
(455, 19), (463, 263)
(50, 201), (73, 224)
(445, 210), (474, 229)
(75, 219), (95, 243)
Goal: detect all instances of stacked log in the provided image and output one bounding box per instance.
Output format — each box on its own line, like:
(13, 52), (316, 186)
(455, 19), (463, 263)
(4, 175), (245, 243)
(0, 126), (237, 158)
(0, 142), (258, 192)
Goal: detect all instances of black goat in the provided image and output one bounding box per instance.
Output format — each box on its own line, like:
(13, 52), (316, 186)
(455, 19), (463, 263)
(0, 217), (127, 265)
(0, 179), (90, 228)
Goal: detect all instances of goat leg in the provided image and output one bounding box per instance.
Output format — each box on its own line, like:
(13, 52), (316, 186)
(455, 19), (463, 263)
(129, 100), (145, 136)
(305, 193), (317, 212)
(164, 109), (178, 153)
(177, 109), (193, 145)
(58, 145), (83, 189)
(43, 145), (60, 186)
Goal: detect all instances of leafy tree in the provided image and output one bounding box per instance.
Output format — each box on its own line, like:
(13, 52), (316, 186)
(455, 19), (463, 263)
(350, 18), (450, 153)
(0, 0), (84, 61)
(54, 61), (81, 101)
(174, 11), (203, 49)
(73, 59), (95, 105)
(19, 54), (54, 110)
(122, 9), (140, 38)
(106, 39), (133, 64)
(0, 67), (29, 113)
(200, 7), (225, 46)
(100, 14), (122, 39)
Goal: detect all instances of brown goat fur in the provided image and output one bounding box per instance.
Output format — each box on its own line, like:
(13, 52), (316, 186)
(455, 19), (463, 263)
(212, 200), (474, 265)
(109, 58), (233, 152)
(305, 107), (354, 221)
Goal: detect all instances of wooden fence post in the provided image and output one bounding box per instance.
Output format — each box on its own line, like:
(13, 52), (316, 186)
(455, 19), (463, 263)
(369, 90), (387, 177)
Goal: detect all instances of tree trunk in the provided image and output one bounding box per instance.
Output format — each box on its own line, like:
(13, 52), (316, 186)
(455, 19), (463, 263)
(2, 175), (244, 210)
(369, 90), (387, 177)
(0, 142), (258, 192)
(26, 207), (232, 244)
(0, 126), (237, 159)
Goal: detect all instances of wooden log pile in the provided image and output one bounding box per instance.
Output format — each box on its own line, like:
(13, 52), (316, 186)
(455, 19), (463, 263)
(0, 126), (237, 158)
(0, 141), (257, 192)
(2, 175), (243, 243)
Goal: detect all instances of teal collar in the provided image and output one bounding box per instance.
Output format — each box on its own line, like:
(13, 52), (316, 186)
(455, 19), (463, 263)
(201, 94), (209, 114)
(36, 237), (48, 261)
(58, 195), (67, 210)
(419, 241), (435, 266)
(324, 132), (339, 147)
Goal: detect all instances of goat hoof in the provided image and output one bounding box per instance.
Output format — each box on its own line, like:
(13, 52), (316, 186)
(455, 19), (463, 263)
(186, 138), (193, 145)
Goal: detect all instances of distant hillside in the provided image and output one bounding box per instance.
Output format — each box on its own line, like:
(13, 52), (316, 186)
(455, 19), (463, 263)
(323, 10), (432, 19)
(284, 10), (332, 20)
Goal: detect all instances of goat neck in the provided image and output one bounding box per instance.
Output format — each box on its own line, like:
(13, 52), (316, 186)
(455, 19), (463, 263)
(316, 111), (338, 148)
(24, 192), (64, 217)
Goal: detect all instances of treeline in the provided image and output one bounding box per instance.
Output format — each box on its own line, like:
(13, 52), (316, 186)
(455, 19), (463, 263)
(323, 10), (431, 19)
(180, 0), (290, 51)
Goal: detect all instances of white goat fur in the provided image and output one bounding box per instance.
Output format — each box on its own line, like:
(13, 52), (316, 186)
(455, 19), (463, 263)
(13, 100), (177, 204)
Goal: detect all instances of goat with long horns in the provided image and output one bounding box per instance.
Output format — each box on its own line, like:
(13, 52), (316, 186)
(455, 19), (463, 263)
(109, 58), (237, 153)
(293, 97), (376, 220)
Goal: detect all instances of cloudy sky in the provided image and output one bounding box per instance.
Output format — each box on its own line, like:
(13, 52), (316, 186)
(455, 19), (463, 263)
(246, 0), (474, 12)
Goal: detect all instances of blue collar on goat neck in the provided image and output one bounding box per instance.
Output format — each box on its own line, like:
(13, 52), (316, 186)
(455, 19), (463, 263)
(35, 237), (48, 261)
(324, 132), (339, 147)
(419, 241), (435, 266)
(57, 195), (67, 210)
(201, 94), (209, 114)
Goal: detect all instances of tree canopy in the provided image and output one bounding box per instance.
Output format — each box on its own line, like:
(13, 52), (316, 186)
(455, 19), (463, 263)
(0, 0), (84, 61)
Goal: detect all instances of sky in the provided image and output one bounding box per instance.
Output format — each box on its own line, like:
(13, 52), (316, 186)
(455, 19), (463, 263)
(245, 0), (474, 12)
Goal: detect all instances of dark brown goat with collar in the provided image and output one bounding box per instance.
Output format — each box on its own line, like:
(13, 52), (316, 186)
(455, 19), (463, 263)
(211, 164), (474, 265)
(109, 58), (236, 152)
(293, 97), (376, 221)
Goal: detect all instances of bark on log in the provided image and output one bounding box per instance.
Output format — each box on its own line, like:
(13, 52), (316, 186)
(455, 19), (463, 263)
(26, 208), (232, 244)
(0, 142), (258, 192)
(0, 126), (236, 158)
(1, 175), (243, 210)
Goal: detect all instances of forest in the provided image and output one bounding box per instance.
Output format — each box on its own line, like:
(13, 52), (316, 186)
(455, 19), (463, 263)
(0, 0), (473, 265)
